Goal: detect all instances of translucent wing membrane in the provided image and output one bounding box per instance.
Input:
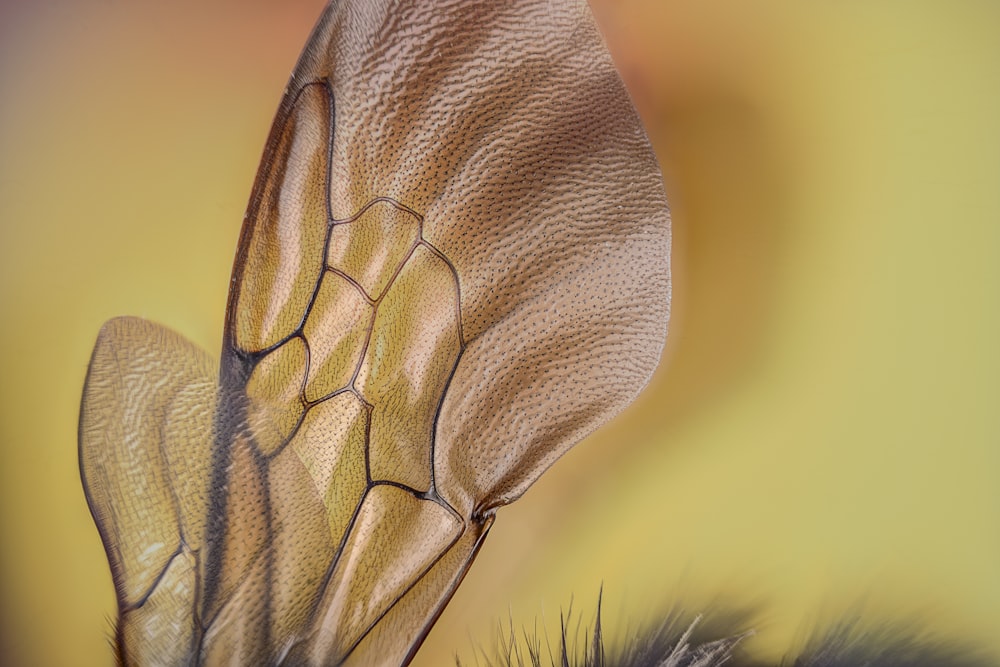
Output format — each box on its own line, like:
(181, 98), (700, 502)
(80, 0), (670, 665)
(79, 317), (216, 665)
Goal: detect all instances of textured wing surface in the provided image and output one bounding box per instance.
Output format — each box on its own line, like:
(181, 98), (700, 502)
(262, 0), (672, 517)
(210, 0), (670, 664)
(79, 316), (216, 666)
(81, 0), (670, 664)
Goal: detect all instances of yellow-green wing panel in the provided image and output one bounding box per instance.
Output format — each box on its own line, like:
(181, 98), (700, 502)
(298, 485), (462, 665)
(301, 272), (373, 402)
(234, 82), (331, 354)
(340, 519), (492, 667)
(289, 392), (369, 543)
(358, 245), (462, 492)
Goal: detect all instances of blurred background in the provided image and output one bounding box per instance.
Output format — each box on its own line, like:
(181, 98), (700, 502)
(1, 1), (997, 665)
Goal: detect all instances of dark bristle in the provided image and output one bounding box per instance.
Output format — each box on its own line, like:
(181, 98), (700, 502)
(459, 593), (998, 667)
(790, 620), (996, 667)
(590, 588), (604, 667)
(457, 593), (750, 667)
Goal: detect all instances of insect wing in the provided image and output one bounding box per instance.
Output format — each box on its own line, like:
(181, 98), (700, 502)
(80, 0), (670, 664)
(79, 317), (216, 665)
(211, 0), (669, 664)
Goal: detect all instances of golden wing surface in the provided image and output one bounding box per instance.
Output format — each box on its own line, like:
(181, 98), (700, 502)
(80, 0), (670, 665)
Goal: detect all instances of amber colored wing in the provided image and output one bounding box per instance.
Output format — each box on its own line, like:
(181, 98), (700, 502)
(80, 0), (670, 665)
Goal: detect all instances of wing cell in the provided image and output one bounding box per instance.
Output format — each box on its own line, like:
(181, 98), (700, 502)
(360, 245), (463, 492)
(235, 82), (332, 354)
(327, 198), (422, 299)
(300, 484), (463, 664)
(301, 272), (373, 402)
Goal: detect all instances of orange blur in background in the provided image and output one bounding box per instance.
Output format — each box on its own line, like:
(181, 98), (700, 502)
(0, 1), (997, 665)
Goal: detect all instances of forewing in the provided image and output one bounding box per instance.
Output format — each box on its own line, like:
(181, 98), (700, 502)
(242, 0), (671, 518)
(204, 0), (670, 664)
(79, 316), (216, 666)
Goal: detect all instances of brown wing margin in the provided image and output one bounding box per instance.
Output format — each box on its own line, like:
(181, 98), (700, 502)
(222, 1), (339, 364)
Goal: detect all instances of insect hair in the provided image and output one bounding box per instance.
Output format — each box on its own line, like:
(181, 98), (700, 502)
(459, 591), (997, 667)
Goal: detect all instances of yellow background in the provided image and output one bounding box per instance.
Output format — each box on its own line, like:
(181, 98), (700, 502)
(1, 1), (997, 664)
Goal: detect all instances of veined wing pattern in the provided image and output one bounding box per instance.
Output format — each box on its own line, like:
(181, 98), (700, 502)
(79, 1), (670, 665)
